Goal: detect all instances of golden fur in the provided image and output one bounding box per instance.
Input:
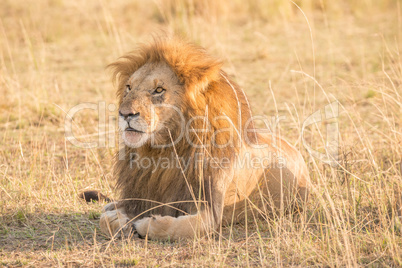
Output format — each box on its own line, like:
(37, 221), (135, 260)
(100, 37), (310, 240)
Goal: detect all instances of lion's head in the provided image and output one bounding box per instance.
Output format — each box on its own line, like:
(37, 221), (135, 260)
(117, 61), (184, 148)
(109, 38), (254, 151)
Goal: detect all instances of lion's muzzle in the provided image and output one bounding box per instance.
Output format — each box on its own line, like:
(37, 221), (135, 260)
(119, 112), (150, 148)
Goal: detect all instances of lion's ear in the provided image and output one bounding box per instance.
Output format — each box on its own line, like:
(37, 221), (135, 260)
(179, 61), (222, 109)
(184, 61), (223, 92)
(160, 40), (223, 95)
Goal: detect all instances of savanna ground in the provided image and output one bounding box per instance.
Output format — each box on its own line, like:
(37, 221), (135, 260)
(0, 0), (401, 267)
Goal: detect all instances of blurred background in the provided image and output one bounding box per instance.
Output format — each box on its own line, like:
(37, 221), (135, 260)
(0, 0), (401, 266)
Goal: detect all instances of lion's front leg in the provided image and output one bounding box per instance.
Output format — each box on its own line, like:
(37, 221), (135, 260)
(99, 202), (136, 238)
(134, 209), (216, 240)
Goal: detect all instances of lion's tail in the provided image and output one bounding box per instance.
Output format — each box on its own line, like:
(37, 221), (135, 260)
(79, 190), (112, 203)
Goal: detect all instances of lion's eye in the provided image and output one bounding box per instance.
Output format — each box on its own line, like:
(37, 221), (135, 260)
(126, 85), (131, 93)
(153, 87), (165, 94)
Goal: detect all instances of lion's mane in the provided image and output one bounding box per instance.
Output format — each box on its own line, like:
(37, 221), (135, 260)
(108, 38), (256, 220)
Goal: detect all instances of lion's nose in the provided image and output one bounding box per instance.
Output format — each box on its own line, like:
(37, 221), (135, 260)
(119, 110), (140, 121)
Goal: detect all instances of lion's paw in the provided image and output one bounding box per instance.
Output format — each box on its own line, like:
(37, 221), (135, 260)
(99, 208), (136, 239)
(134, 215), (175, 240)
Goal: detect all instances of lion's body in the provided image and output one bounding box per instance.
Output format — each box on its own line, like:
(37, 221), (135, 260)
(100, 38), (310, 240)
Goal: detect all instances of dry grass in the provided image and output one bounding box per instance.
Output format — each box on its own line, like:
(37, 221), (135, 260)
(0, 0), (401, 267)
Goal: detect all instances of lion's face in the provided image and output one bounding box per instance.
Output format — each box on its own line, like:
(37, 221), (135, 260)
(118, 61), (184, 148)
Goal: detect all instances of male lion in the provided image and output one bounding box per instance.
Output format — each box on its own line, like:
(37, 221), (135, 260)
(99, 38), (310, 240)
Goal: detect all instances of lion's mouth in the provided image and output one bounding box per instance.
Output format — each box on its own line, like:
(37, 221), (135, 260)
(125, 127), (144, 133)
(122, 127), (148, 146)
